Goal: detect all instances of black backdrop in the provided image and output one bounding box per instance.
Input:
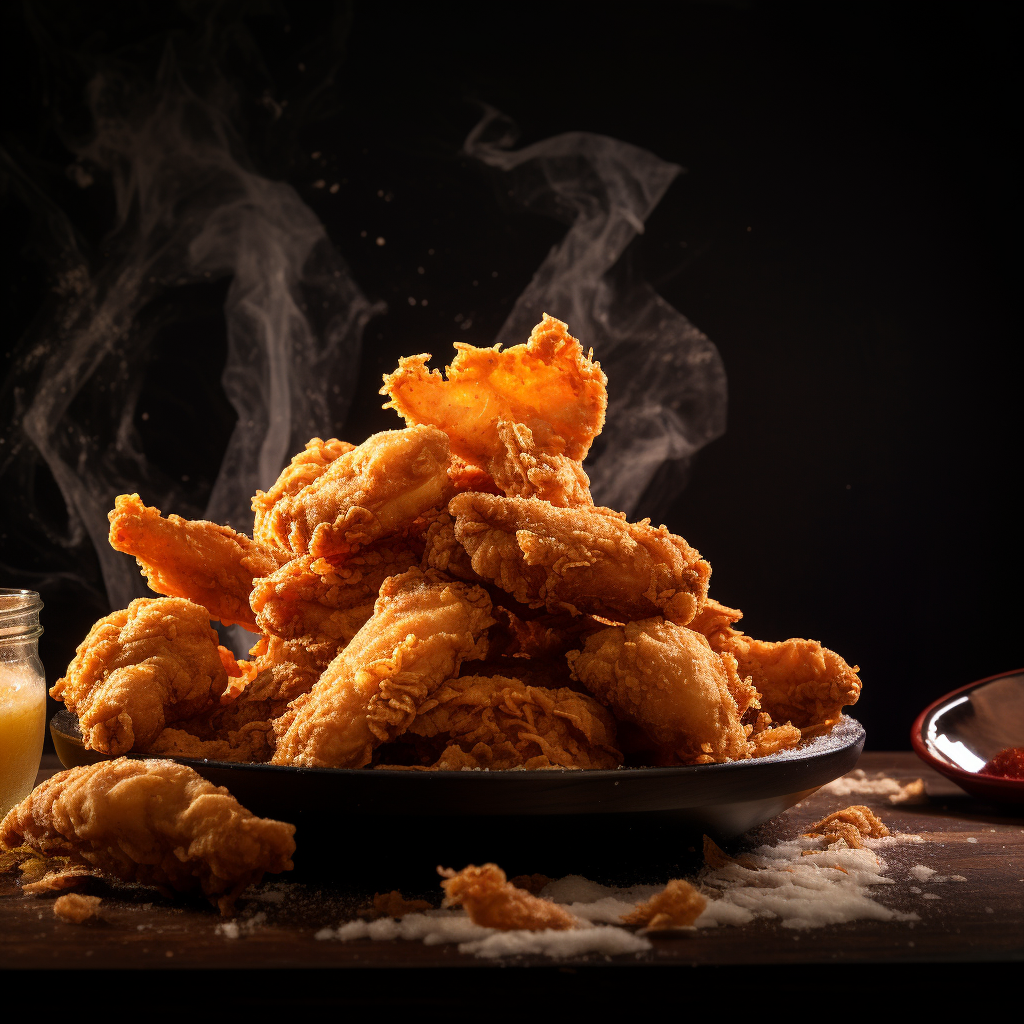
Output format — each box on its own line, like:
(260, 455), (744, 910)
(1, 2), (1019, 751)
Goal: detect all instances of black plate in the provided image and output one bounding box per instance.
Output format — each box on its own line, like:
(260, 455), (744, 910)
(51, 709), (864, 885)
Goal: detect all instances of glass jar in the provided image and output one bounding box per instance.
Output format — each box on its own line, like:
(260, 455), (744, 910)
(0, 589), (45, 819)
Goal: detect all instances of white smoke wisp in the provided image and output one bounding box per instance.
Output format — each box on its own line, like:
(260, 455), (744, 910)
(464, 108), (727, 519)
(8, 46), (380, 615)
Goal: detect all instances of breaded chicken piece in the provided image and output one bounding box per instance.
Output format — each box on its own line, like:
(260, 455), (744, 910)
(439, 863), (578, 931)
(566, 619), (749, 764)
(50, 598), (236, 756)
(408, 675), (622, 770)
(272, 568), (494, 768)
(250, 541), (420, 650)
(254, 426), (454, 559)
(445, 492), (710, 626)
(252, 436), (355, 549)
(689, 598), (861, 737)
(108, 494), (287, 631)
(150, 637), (329, 764)
(0, 759), (295, 915)
(620, 879), (706, 930)
(381, 314), (606, 507)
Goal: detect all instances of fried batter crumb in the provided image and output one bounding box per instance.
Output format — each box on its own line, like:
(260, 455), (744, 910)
(358, 890), (433, 920)
(53, 893), (102, 924)
(438, 863), (578, 931)
(803, 804), (890, 848)
(620, 878), (706, 930)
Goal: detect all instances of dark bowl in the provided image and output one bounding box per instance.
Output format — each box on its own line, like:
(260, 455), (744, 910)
(52, 709), (865, 885)
(911, 668), (1024, 805)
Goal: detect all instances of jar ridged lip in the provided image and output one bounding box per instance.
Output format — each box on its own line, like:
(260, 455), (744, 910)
(0, 589), (44, 641)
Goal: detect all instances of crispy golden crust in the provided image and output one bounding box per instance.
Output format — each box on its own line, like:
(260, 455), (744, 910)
(252, 437), (356, 549)
(408, 675), (622, 770)
(567, 619), (749, 764)
(381, 314), (606, 507)
(50, 597), (232, 756)
(620, 879), (706, 930)
(803, 805), (889, 848)
(0, 759), (295, 914)
(439, 863), (578, 931)
(108, 494), (286, 630)
(53, 893), (102, 923)
(254, 426), (453, 559)
(250, 543), (420, 650)
(448, 493), (710, 626)
(271, 568), (494, 768)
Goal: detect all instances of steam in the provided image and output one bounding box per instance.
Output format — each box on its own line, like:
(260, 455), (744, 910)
(465, 108), (726, 518)
(1, 47), (380, 614)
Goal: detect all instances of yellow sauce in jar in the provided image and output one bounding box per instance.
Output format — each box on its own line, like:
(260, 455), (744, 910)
(0, 662), (46, 819)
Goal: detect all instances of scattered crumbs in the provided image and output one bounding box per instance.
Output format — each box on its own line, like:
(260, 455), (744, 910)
(822, 770), (928, 804)
(909, 865), (936, 881)
(215, 911), (267, 940)
(922, 894), (940, 900)
(949, 875), (968, 882)
(329, 183), (340, 194)
(165, 950), (174, 957)
(53, 893), (102, 924)
(312, 179), (325, 189)
(966, 838), (978, 844)
(985, 907), (994, 914)
(910, 887), (922, 894)
(376, 237), (386, 246)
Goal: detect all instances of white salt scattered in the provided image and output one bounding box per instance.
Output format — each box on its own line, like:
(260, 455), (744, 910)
(922, 894), (940, 900)
(822, 769), (928, 804)
(966, 838), (978, 843)
(459, 926), (650, 959)
(215, 911), (266, 939)
(910, 864), (936, 881)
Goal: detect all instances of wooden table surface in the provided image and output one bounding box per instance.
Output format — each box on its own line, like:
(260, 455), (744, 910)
(2, 752), (1021, 990)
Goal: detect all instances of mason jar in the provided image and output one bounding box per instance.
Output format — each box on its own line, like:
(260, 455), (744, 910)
(0, 589), (46, 819)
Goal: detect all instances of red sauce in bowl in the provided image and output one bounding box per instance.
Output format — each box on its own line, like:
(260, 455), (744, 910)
(980, 747), (1024, 780)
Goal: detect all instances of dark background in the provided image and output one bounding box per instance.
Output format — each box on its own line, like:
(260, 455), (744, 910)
(1, 1), (1019, 751)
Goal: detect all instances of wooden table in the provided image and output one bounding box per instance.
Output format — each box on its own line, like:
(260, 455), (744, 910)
(2, 753), (1020, 1003)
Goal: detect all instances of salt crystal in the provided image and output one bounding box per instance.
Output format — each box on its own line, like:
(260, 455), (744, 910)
(909, 865), (937, 881)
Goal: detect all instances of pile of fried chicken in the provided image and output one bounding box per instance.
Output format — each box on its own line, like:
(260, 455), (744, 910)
(53, 315), (861, 772)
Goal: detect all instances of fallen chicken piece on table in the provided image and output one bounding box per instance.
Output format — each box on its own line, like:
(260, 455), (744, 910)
(0, 758), (295, 915)
(439, 863), (579, 931)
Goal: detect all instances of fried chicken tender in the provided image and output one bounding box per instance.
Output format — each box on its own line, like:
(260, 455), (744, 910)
(689, 600), (861, 737)
(272, 568), (494, 768)
(439, 863), (578, 931)
(0, 759), (295, 914)
(150, 638), (329, 764)
(408, 675), (622, 770)
(250, 542), (420, 650)
(252, 436), (355, 549)
(445, 493), (710, 626)
(50, 597), (236, 756)
(108, 494), (286, 631)
(620, 879), (706, 930)
(381, 314), (607, 507)
(254, 426), (454, 559)
(567, 619), (749, 764)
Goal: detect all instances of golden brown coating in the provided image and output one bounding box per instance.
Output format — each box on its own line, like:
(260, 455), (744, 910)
(381, 314), (606, 507)
(150, 638), (329, 764)
(53, 893), (102, 923)
(50, 597), (234, 756)
(447, 492), (710, 627)
(620, 879), (706, 930)
(566, 618), (749, 764)
(254, 426), (454, 559)
(271, 568), (494, 768)
(252, 437), (356, 549)
(108, 494), (286, 631)
(439, 863), (578, 931)
(803, 805), (889, 848)
(0, 759), (295, 914)
(689, 597), (860, 737)
(408, 675), (622, 770)
(250, 542), (420, 650)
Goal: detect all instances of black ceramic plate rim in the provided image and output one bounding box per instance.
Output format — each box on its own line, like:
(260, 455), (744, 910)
(51, 708), (864, 783)
(910, 667), (1024, 793)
